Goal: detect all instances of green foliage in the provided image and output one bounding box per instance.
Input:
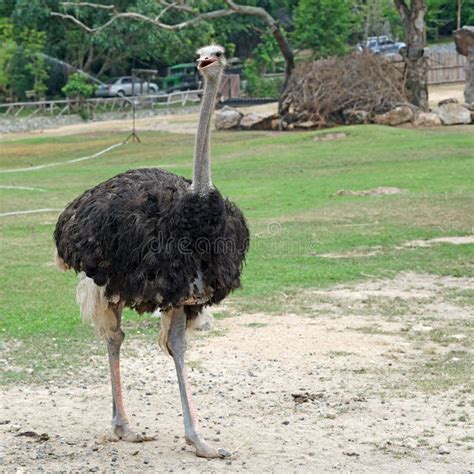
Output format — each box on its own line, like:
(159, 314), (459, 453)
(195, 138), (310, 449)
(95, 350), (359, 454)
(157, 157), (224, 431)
(0, 19), (17, 92)
(21, 29), (48, 97)
(244, 35), (284, 97)
(61, 72), (96, 99)
(0, 18), (49, 100)
(426, 0), (474, 41)
(292, 0), (355, 57)
(355, 0), (404, 40)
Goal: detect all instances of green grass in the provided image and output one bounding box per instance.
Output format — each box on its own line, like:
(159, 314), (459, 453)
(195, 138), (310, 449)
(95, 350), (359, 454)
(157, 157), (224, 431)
(0, 124), (473, 383)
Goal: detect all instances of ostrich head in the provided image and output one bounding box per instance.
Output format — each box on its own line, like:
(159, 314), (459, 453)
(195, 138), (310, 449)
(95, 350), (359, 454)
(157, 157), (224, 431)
(191, 44), (226, 195)
(196, 45), (226, 80)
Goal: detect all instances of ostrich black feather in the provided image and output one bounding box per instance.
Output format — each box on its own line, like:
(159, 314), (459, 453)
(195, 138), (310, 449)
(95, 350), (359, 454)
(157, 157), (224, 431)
(54, 167), (249, 316)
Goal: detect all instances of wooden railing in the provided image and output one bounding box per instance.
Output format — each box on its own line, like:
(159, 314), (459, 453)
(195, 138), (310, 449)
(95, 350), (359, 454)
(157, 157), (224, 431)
(0, 89), (203, 118)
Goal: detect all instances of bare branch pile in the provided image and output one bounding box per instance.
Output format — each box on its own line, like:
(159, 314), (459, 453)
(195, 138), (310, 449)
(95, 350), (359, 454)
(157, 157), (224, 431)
(281, 53), (409, 127)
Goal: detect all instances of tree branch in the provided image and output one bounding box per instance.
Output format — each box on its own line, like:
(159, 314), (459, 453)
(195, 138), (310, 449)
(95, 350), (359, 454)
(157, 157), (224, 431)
(60, 2), (115, 10)
(51, 0), (295, 113)
(393, 0), (409, 19)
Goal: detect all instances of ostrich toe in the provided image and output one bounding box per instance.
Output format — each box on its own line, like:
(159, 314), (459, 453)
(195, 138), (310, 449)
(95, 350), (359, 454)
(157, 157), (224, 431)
(186, 437), (231, 458)
(111, 424), (156, 443)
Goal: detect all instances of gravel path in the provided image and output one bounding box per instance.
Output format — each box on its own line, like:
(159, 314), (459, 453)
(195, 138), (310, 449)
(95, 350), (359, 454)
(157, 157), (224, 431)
(1, 273), (473, 472)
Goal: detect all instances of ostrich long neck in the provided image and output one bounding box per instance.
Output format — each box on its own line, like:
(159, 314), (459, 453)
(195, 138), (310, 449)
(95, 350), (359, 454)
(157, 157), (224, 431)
(191, 73), (221, 194)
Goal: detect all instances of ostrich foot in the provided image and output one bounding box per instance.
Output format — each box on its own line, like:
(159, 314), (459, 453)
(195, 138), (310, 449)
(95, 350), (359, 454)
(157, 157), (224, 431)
(110, 424), (156, 443)
(186, 436), (231, 458)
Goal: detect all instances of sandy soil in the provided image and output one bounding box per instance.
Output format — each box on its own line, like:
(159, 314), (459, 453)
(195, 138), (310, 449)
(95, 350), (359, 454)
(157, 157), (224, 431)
(319, 235), (474, 259)
(1, 272), (473, 473)
(428, 83), (465, 107)
(0, 104), (278, 142)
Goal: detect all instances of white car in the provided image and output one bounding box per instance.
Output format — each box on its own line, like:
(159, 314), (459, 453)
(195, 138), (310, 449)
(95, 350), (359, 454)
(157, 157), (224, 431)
(95, 76), (159, 97)
(357, 36), (406, 55)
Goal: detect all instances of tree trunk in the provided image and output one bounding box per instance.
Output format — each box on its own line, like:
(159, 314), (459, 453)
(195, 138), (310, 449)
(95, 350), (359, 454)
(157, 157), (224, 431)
(457, 0), (462, 30)
(271, 24), (295, 114)
(394, 0), (429, 110)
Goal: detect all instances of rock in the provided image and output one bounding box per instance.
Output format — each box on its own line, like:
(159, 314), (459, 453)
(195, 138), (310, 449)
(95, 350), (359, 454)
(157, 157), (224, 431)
(295, 121), (318, 129)
(373, 106), (413, 126)
(438, 98), (458, 106)
(454, 26), (474, 57)
(414, 112), (441, 127)
(215, 106), (242, 130)
(453, 26), (474, 102)
(343, 451), (360, 457)
(343, 109), (370, 124)
(438, 445), (450, 455)
(437, 103), (471, 125)
(240, 112), (278, 130)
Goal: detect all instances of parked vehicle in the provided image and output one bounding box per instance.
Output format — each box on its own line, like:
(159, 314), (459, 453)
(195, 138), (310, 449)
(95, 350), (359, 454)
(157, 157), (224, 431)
(160, 63), (200, 93)
(95, 76), (159, 97)
(357, 36), (406, 55)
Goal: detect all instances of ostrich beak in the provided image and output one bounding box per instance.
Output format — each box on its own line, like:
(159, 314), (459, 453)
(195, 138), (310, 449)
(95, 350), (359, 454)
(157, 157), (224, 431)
(197, 57), (219, 70)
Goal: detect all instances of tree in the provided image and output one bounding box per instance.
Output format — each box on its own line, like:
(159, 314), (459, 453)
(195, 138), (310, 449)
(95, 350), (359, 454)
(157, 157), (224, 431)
(244, 35), (284, 96)
(0, 18), (49, 100)
(394, 0), (428, 110)
(292, 0), (355, 58)
(20, 29), (49, 98)
(0, 20), (18, 99)
(51, 1), (295, 112)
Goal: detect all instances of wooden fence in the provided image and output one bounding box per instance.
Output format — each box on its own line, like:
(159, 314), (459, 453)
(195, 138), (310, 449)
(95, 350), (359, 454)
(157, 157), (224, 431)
(426, 49), (466, 84)
(0, 89), (203, 118)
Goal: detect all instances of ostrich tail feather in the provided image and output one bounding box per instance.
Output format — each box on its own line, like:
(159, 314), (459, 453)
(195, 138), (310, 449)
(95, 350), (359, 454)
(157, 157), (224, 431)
(76, 274), (117, 340)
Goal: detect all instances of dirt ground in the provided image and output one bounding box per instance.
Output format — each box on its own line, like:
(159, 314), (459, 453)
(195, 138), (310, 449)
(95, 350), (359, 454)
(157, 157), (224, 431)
(1, 272), (473, 473)
(0, 104), (277, 142)
(428, 83), (465, 107)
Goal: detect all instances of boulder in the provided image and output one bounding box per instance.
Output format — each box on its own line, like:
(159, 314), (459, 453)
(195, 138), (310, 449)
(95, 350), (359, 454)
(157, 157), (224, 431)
(215, 106), (242, 130)
(438, 98), (458, 106)
(453, 26), (474, 57)
(414, 112), (442, 127)
(295, 120), (318, 129)
(437, 103), (472, 125)
(465, 103), (474, 122)
(240, 112), (278, 130)
(373, 106), (413, 126)
(453, 27), (474, 104)
(343, 109), (370, 124)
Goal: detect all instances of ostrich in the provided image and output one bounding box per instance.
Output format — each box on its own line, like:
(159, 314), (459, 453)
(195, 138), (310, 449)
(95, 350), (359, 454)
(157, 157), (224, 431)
(54, 45), (249, 458)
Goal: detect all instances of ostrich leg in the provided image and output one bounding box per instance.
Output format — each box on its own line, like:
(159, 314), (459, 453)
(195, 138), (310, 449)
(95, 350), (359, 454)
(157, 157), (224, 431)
(168, 307), (230, 458)
(106, 305), (154, 442)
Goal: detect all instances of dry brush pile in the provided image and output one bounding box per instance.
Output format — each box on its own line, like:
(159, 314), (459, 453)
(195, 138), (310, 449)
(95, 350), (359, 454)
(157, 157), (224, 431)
(281, 53), (409, 127)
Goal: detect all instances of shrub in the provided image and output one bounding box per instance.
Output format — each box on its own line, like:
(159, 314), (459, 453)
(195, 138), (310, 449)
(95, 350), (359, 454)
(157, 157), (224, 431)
(62, 73), (96, 99)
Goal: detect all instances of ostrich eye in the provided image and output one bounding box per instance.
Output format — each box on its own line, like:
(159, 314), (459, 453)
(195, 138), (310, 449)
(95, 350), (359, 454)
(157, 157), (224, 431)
(215, 52), (222, 57)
